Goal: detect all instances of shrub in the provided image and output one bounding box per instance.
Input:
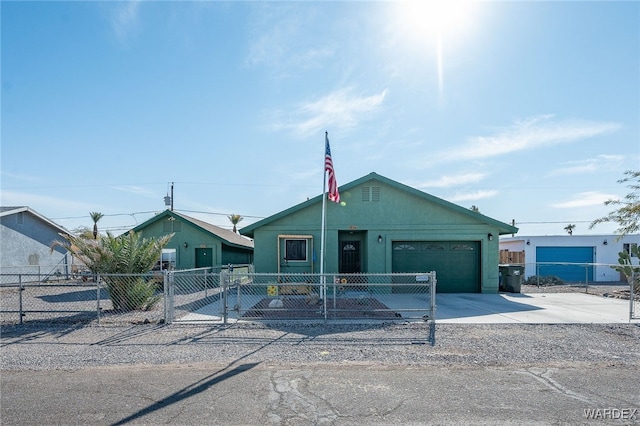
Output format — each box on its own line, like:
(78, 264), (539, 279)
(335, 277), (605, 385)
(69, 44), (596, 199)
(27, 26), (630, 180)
(104, 276), (160, 311)
(523, 275), (565, 286)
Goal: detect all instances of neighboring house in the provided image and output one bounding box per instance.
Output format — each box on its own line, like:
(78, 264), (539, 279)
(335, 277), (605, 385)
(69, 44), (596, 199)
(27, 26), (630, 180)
(500, 234), (640, 282)
(131, 210), (253, 270)
(240, 172), (518, 293)
(0, 206), (70, 275)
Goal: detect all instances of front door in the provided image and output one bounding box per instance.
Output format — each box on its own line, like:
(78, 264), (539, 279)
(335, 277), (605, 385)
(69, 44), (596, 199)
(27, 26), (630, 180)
(340, 241), (361, 273)
(195, 248), (213, 268)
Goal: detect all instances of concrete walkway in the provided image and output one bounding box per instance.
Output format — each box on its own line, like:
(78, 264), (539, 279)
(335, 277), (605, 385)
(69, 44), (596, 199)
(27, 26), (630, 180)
(436, 292), (633, 324)
(177, 291), (635, 324)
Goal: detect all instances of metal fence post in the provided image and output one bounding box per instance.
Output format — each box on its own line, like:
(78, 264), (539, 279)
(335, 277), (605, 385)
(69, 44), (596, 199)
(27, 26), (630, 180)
(630, 270), (636, 321)
(18, 274), (24, 325)
(430, 271), (437, 345)
(163, 271), (168, 324)
(166, 271), (174, 324)
(222, 271), (228, 324)
(585, 264), (589, 293)
(96, 275), (101, 324)
(204, 269), (208, 298)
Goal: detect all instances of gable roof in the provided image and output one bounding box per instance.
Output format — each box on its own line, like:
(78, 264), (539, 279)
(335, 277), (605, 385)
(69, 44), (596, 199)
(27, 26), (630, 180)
(240, 172), (518, 237)
(0, 206), (69, 234)
(131, 210), (253, 250)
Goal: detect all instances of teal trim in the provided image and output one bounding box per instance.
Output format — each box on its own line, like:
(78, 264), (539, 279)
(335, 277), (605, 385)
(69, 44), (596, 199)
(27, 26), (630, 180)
(241, 172), (518, 237)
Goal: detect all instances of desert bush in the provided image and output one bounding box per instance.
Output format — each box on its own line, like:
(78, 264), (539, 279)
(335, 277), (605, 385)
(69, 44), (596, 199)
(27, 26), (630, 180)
(523, 275), (565, 286)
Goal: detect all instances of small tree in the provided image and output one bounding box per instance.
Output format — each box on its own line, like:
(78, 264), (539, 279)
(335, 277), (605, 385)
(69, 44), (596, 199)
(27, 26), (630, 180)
(52, 231), (173, 311)
(564, 224), (575, 236)
(228, 214), (243, 233)
(89, 212), (104, 240)
(590, 170), (640, 237)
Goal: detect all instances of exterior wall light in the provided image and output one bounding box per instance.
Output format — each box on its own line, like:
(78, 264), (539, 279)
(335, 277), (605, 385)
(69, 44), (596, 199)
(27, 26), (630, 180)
(603, 239), (608, 245)
(526, 240), (531, 245)
(183, 242), (188, 248)
(378, 235), (383, 243)
(488, 233), (494, 241)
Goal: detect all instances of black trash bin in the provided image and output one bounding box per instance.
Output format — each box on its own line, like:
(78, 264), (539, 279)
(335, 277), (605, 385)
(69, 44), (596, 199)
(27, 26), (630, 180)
(499, 265), (524, 293)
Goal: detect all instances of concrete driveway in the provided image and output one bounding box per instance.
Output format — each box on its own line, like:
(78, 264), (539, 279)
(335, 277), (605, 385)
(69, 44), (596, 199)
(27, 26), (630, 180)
(436, 292), (633, 324)
(179, 291), (635, 325)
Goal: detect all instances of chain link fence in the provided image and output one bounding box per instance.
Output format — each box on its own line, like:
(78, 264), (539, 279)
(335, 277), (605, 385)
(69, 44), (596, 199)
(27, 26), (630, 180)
(3, 262), (637, 324)
(0, 272), (167, 325)
(168, 271), (437, 325)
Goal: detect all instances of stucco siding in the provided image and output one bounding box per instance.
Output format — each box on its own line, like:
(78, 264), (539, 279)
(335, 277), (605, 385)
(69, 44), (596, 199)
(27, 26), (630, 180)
(500, 234), (640, 282)
(248, 177), (508, 293)
(0, 213), (67, 274)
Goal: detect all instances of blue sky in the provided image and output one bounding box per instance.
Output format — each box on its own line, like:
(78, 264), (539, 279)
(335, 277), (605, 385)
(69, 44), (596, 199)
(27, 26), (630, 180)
(2, 1), (638, 237)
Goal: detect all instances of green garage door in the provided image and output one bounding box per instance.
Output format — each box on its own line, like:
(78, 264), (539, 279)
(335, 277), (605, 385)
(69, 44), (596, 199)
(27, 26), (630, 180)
(392, 241), (480, 293)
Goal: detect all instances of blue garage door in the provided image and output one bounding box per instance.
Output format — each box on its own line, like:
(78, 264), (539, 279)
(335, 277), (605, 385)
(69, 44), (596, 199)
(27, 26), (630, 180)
(536, 246), (594, 282)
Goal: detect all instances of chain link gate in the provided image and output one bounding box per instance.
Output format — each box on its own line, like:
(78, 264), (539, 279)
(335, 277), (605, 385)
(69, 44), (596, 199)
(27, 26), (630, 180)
(166, 270), (436, 325)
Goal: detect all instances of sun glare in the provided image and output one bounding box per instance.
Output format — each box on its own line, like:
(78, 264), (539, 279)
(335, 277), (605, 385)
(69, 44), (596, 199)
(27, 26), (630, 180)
(399, 0), (476, 40)
(395, 0), (478, 99)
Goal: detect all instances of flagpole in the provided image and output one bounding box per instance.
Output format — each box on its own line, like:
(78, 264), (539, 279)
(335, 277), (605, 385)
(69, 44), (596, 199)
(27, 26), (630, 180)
(320, 131), (328, 278)
(320, 132), (329, 320)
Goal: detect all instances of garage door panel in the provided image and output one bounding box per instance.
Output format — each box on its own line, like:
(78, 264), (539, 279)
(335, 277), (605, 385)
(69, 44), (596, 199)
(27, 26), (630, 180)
(392, 241), (479, 293)
(536, 246), (594, 282)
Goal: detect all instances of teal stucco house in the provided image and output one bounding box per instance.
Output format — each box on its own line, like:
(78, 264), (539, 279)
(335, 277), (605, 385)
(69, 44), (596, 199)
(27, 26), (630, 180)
(131, 210), (253, 270)
(241, 173), (517, 293)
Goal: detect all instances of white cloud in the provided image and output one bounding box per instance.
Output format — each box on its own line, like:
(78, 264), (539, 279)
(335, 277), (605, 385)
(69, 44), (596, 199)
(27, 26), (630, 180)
(417, 172), (487, 188)
(547, 154), (625, 176)
(551, 191), (618, 208)
(0, 190), (96, 212)
(246, 5), (334, 76)
(0, 171), (41, 183)
(111, 185), (155, 197)
(448, 189), (498, 202)
(271, 88), (387, 138)
(110, 1), (141, 42)
(436, 115), (621, 162)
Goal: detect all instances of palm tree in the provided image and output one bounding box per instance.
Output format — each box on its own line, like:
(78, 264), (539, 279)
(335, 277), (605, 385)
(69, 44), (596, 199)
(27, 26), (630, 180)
(228, 214), (243, 233)
(89, 212), (104, 240)
(564, 224), (576, 236)
(52, 231), (174, 311)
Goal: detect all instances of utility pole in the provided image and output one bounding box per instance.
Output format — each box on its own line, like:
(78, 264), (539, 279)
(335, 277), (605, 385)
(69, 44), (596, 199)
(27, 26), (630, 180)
(164, 182), (175, 211)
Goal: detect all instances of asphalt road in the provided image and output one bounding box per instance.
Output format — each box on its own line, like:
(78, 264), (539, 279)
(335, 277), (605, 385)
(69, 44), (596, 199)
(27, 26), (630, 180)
(2, 362), (639, 425)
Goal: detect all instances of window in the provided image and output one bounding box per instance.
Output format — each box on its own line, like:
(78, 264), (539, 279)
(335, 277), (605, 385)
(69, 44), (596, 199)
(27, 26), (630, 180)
(285, 239), (307, 261)
(623, 243), (638, 257)
(394, 243), (417, 251)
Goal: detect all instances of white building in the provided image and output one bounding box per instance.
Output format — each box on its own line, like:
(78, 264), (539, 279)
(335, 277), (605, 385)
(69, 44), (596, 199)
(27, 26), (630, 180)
(499, 234), (639, 283)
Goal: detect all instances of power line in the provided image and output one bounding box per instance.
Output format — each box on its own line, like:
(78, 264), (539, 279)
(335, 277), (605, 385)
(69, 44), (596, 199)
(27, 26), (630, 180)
(516, 220), (595, 225)
(176, 209), (265, 219)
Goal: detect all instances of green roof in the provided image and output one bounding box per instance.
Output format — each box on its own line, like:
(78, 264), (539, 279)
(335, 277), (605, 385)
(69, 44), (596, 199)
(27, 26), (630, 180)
(240, 172), (518, 237)
(132, 210), (253, 250)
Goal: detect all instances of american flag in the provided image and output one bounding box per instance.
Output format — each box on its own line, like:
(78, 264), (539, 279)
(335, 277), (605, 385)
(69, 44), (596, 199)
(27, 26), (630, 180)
(325, 132), (340, 203)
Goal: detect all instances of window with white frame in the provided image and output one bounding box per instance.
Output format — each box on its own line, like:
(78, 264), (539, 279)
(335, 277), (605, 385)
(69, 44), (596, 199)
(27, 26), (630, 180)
(623, 243), (638, 257)
(285, 239), (307, 261)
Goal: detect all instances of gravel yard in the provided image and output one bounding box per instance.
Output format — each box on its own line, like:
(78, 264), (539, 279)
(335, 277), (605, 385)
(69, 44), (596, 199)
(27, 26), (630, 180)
(2, 321), (639, 371)
(2, 284), (638, 372)
(522, 282), (630, 295)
